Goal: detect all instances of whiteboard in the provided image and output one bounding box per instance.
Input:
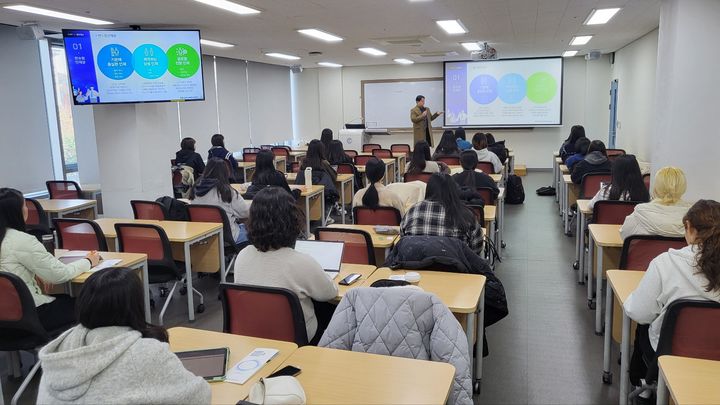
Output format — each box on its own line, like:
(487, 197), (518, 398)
(362, 79), (443, 129)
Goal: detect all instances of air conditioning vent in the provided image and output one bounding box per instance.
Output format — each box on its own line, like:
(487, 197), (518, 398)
(374, 36), (439, 47)
(410, 51), (459, 58)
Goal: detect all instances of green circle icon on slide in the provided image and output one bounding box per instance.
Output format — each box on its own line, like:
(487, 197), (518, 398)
(167, 44), (200, 78)
(526, 72), (557, 104)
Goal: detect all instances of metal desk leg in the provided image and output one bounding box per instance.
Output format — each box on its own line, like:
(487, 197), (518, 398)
(475, 289), (485, 390)
(575, 209), (582, 272)
(619, 312), (631, 405)
(596, 245), (604, 334)
(321, 192), (326, 227)
(184, 242), (195, 322)
(602, 282), (614, 384)
(141, 261), (151, 324)
(563, 185), (571, 234)
(587, 234), (595, 306)
(219, 230), (226, 283)
(305, 195), (311, 237)
(656, 370), (668, 405)
(341, 180), (346, 224)
(554, 161), (560, 203)
(578, 212), (586, 284)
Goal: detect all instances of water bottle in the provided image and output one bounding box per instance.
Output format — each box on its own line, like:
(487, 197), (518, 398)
(304, 167), (313, 191)
(42, 234), (55, 254)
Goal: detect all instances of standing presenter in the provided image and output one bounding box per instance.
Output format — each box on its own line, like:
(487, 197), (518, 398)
(410, 95), (443, 146)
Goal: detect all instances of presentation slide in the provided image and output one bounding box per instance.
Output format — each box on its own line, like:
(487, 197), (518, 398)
(63, 30), (204, 105)
(444, 57), (562, 127)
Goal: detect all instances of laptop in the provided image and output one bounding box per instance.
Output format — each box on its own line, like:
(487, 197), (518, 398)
(294, 240), (344, 279)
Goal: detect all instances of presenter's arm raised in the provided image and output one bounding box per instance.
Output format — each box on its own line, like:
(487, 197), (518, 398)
(431, 111), (442, 121)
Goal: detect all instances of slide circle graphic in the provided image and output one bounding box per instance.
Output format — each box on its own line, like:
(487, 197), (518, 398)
(469, 74), (498, 105)
(167, 44), (200, 78)
(526, 72), (557, 104)
(498, 73), (526, 104)
(132, 44), (168, 80)
(97, 44), (133, 80)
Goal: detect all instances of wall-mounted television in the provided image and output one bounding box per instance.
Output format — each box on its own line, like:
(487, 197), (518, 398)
(62, 29), (205, 105)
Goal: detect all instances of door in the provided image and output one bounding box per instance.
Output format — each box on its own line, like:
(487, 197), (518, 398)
(608, 80), (619, 148)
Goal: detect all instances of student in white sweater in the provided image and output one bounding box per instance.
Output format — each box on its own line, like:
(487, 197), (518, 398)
(620, 166), (691, 239)
(38, 267), (210, 404)
(353, 158), (405, 215)
(625, 199), (720, 388)
(405, 140), (448, 175)
(471, 132), (503, 174)
(233, 187), (338, 342)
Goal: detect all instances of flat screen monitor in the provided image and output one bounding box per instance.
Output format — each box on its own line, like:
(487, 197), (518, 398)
(62, 29), (205, 105)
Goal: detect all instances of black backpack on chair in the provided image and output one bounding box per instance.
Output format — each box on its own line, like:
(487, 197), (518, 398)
(506, 175), (525, 204)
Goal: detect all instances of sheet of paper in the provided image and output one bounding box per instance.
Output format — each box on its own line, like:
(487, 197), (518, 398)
(90, 259), (123, 272)
(59, 250), (90, 258)
(225, 348), (279, 385)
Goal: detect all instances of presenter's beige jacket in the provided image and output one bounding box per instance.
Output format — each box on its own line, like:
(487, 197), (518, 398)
(410, 106), (440, 146)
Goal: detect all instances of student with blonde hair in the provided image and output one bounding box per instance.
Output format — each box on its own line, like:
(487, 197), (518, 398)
(620, 166), (691, 239)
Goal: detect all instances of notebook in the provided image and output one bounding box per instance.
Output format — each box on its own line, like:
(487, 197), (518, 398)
(294, 240), (344, 279)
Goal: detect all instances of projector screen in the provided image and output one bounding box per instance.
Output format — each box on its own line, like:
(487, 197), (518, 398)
(62, 29), (204, 105)
(444, 57), (562, 127)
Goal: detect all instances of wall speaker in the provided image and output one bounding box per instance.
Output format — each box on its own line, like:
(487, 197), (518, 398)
(290, 64), (303, 74)
(585, 51), (602, 61)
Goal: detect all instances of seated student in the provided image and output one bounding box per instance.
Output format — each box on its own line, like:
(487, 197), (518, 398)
(431, 130), (461, 160)
(175, 137), (205, 178)
(299, 139), (337, 182)
(401, 173), (484, 255)
(485, 133), (508, 164)
(207, 133), (240, 181)
(352, 158), (405, 215)
(559, 125), (586, 162)
(245, 150), (298, 199)
(588, 154), (650, 210)
(564, 137), (590, 170)
(326, 140), (354, 165)
(570, 140), (612, 184)
(471, 132), (503, 174)
(0, 188), (100, 332)
(38, 267), (211, 404)
(320, 128), (333, 155)
(455, 127), (472, 151)
(452, 150), (500, 204)
(405, 140), (447, 174)
(233, 187), (338, 342)
(190, 158), (250, 245)
(625, 199), (720, 393)
(620, 166), (691, 239)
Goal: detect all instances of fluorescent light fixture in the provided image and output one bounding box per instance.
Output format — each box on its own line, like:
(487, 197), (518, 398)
(562, 50), (578, 57)
(570, 35), (593, 46)
(298, 29), (343, 42)
(200, 39), (234, 48)
(192, 0), (260, 15)
(358, 47), (387, 56)
(436, 19), (468, 35)
(318, 62), (343, 68)
(3, 4), (113, 25)
(393, 58), (415, 65)
(584, 8), (621, 25)
(265, 52), (300, 60)
(461, 42), (481, 51)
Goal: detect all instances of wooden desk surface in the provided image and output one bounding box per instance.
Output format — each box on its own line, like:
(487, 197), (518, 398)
(80, 184), (101, 192)
(285, 173), (353, 184)
(337, 263), (377, 299)
(37, 199), (97, 213)
(278, 346), (454, 405)
(367, 268), (486, 314)
(95, 218), (222, 242)
(231, 182), (324, 198)
(237, 162), (256, 168)
(326, 224), (399, 249)
(357, 152), (405, 158)
(65, 251), (147, 283)
(577, 199), (592, 214)
(554, 152), (560, 158)
(659, 355), (720, 405)
(588, 224), (623, 248)
(168, 327), (298, 405)
(606, 270), (644, 305)
(560, 164), (569, 174)
(484, 205), (496, 222)
(288, 151), (306, 156)
(563, 174), (573, 184)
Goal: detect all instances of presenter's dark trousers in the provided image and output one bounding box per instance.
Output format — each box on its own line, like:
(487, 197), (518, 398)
(425, 127), (433, 147)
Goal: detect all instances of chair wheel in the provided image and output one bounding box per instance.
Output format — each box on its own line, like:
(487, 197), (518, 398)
(501, 241), (506, 248)
(196, 304), (205, 313)
(588, 299), (595, 310)
(602, 372), (613, 384)
(180, 286), (187, 296)
(573, 260), (579, 270)
(473, 381), (481, 394)
(159, 287), (169, 298)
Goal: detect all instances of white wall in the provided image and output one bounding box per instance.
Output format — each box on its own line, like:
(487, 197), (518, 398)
(294, 58), (611, 168)
(611, 29), (659, 162)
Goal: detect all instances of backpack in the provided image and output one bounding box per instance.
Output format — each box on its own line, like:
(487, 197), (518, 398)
(536, 186), (556, 196)
(155, 196), (189, 221)
(505, 175), (525, 204)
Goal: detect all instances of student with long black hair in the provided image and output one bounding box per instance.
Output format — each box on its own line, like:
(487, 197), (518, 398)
(300, 139), (337, 182)
(320, 128), (334, 155)
(452, 150), (499, 203)
(175, 137), (205, 178)
(0, 188), (100, 332)
(38, 268), (211, 404)
(190, 158), (250, 244)
(564, 137), (590, 170)
(432, 130), (461, 160)
(587, 154), (650, 210)
(405, 140), (446, 174)
(570, 140), (612, 184)
(246, 150), (296, 198)
(559, 125), (586, 162)
(326, 140), (354, 165)
(401, 173), (484, 254)
(352, 158), (405, 214)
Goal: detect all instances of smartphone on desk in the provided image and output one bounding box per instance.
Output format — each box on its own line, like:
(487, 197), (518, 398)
(339, 273), (362, 286)
(267, 365), (301, 378)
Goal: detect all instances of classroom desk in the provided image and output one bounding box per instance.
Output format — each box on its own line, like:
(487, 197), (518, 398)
(562, 174), (579, 234)
(576, 199), (593, 284)
(327, 224), (399, 264)
(274, 156), (287, 173)
(59, 250), (151, 323)
(554, 156), (563, 203)
(356, 158), (396, 186)
(484, 205), (498, 252)
(94, 218), (224, 322)
(335, 263), (377, 300)
(357, 152), (407, 181)
(37, 199), (98, 227)
(292, 185), (325, 235)
(496, 187), (506, 256)
(604, 270), (644, 405)
(365, 268), (487, 389)
(588, 224), (623, 333)
(507, 150), (515, 174)
(449, 167), (503, 184)
(287, 173), (354, 224)
(288, 150), (306, 162)
(559, 165), (570, 217)
(237, 162), (256, 181)
(80, 184), (103, 214)
(276, 345), (454, 405)
(657, 356), (720, 405)
(168, 327), (298, 405)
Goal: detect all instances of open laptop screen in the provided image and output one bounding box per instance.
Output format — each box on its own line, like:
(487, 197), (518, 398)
(294, 240), (344, 273)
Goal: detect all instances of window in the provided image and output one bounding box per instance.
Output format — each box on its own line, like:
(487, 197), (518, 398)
(50, 44), (79, 182)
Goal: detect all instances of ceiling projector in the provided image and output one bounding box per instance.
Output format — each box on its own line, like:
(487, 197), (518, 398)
(470, 42), (497, 61)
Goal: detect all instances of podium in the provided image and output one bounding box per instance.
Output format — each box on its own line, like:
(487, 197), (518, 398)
(338, 129), (368, 150)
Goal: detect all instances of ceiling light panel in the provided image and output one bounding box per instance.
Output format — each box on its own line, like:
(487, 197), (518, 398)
(393, 58), (415, 64)
(562, 50), (578, 57)
(200, 39), (235, 48)
(436, 19), (468, 35)
(461, 42), (481, 51)
(3, 5), (113, 25)
(570, 35), (593, 46)
(584, 8), (621, 25)
(193, 0), (260, 15)
(298, 29), (343, 42)
(318, 62), (343, 67)
(265, 52), (300, 60)
(358, 47), (387, 56)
